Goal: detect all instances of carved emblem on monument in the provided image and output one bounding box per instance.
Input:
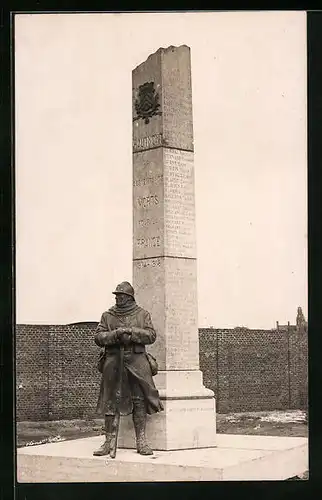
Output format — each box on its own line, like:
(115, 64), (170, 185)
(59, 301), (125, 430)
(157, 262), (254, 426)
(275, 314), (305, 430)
(134, 82), (162, 124)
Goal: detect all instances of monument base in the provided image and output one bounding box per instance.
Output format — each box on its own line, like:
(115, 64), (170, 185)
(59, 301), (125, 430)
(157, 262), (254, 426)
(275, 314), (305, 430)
(17, 434), (308, 482)
(118, 370), (216, 450)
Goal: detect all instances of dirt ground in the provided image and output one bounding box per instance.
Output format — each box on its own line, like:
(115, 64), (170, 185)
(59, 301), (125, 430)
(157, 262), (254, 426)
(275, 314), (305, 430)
(16, 409), (308, 480)
(216, 409), (308, 438)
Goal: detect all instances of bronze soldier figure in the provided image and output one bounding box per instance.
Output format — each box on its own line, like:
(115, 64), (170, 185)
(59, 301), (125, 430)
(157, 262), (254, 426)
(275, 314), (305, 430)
(93, 281), (163, 456)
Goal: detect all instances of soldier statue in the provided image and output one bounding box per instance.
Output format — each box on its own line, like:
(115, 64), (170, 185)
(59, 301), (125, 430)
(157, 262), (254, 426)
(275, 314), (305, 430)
(93, 281), (163, 457)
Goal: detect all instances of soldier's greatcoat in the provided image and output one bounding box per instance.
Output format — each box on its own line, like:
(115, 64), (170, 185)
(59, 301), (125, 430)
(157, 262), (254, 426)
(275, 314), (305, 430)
(95, 302), (163, 416)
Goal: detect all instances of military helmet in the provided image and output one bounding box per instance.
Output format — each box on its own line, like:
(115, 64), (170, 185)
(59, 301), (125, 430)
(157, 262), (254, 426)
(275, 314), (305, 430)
(112, 281), (135, 298)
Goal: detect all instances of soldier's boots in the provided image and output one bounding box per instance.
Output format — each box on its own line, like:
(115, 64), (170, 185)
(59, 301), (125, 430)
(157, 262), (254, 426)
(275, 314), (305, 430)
(133, 400), (153, 456)
(93, 415), (114, 456)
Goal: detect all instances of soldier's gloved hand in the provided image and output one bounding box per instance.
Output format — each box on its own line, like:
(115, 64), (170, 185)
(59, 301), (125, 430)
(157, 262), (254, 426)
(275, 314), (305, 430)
(116, 327), (127, 336)
(116, 328), (132, 344)
(120, 333), (132, 345)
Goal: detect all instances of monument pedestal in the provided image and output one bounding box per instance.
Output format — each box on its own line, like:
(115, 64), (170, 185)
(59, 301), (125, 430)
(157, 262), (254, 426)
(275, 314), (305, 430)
(17, 435), (308, 482)
(119, 370), (216, 450)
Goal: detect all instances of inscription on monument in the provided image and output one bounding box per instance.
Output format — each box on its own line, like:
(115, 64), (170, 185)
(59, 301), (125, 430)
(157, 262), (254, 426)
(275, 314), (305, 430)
(136, 236), (161, 248)
(165, 258), (199, 370)
(133, 148), (164, 259)
(162, 54), (194, 151)
(168, 407), (209, 413)
(137, 194), (159, 208)
(134, 258), (162, 269)
(133, 174), (163, 187)
(138, 217), (159, 228)
(164, 149), (196, 258)
(133, 134), (163, 152)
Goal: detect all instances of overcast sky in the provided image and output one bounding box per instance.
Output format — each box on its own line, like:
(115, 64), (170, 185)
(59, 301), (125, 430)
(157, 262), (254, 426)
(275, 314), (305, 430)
(15, 11), (307, 328)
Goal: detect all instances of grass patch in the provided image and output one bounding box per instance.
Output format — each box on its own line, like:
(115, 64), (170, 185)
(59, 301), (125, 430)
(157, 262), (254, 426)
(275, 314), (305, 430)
(16, 410), (308, 446)
(16, 418), (104, 448)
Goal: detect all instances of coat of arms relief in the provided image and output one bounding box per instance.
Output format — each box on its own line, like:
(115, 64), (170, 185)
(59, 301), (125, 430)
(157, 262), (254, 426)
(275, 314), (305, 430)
(133, 82), (162, 124)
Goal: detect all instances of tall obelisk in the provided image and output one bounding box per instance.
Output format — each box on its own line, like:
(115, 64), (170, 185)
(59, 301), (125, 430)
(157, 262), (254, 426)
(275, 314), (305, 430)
(119, 46), (216, 450)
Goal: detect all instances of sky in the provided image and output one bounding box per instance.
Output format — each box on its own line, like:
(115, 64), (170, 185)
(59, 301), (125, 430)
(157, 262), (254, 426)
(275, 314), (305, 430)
(15, 11), (307, 328)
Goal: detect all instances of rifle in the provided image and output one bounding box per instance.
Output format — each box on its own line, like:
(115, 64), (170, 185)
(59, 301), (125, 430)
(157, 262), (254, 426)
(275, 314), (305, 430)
(109, 337), (124, 459)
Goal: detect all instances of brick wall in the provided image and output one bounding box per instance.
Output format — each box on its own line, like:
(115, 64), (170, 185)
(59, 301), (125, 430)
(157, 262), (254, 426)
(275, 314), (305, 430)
(16, 323), (101, 421)
(199, 328), (308, 413)
(16, 325), (50, 420)
(15, 324), (308, 420)
(289, 329), (308, 410)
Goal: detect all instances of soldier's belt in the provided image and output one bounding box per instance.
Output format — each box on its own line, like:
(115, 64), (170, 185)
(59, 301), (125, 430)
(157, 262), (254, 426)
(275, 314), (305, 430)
(106, 344), (146, 354)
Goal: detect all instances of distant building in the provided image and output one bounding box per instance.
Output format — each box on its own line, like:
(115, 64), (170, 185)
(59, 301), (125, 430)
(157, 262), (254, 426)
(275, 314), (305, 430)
(296, 307), (308, 333)
(276, 306), (307, 333)
(276, 320), (293, 332)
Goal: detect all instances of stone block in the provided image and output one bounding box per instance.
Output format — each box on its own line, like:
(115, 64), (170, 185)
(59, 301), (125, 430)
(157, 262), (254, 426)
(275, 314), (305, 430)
(132, 45), (193, 153)
(118, 391), (216, 451)
(17, 435), (308, 482)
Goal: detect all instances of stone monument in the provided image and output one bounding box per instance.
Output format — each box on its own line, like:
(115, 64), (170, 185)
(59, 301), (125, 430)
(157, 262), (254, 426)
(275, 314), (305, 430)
(17, 46), (308, 483)
(119, 45), (216, 450)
